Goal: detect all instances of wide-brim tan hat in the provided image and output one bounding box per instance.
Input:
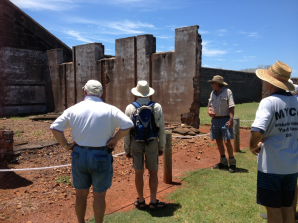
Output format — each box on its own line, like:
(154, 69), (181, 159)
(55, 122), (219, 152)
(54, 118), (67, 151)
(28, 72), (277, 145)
(208, 75), (228, 85)
(131, 80), (154, 97)
(256, 61), (294, 92)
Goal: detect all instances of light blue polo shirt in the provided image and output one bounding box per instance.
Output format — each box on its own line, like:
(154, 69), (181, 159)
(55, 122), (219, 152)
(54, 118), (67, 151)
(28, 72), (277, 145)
(50, 95), (134, 147)
(251, 91), (298, 174)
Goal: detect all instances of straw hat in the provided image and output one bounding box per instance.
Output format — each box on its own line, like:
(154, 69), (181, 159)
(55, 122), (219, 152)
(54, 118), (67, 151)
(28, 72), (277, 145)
(131, 80), (155, 97)
(208, 75), (228, 85)
(256, 61), (294, 91)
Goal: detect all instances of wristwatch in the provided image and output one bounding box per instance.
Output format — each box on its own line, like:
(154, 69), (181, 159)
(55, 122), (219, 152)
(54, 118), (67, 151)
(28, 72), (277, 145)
(230, 117), (234, 119)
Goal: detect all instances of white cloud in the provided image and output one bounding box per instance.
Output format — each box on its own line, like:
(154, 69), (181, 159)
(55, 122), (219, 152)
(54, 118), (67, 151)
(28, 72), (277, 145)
(106, 20), (155, 34)
(64, 30), (115, 44)
(67, 18), (155, 35)
(235, 50), (242, 53)
(199, 30), (209, 34)
(156, 35), (172, 39)
(202, 41), (227, 57)
(203, 64), (211, 67)
(10, 0), (77, 11)
(65, 31), (93, 43)
(235, 56), (256, 62)
(217, 29), (228, 33)
(239, 31), (262, 38)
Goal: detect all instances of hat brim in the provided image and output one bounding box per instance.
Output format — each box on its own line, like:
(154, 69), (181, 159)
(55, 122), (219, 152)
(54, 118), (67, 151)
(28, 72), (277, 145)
(207, 80), (228, 85)
(131, 87), (155, 97)
(256, 69), (295, 92)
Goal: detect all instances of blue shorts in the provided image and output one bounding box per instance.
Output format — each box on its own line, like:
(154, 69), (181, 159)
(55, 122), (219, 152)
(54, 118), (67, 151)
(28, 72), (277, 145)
(71, 145), (113, 193)
(210, 116), (234, 140)
(257, 171), (298, 208)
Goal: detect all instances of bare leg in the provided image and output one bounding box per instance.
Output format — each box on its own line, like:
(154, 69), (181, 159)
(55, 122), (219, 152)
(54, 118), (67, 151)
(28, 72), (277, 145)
(93, 191), (107, 223)
(135, 169), (145, 202)
(266, 207), (283, 223)
(148, 169), (158, 203)
(225, 139), (234, 158)
(215, 139), (225, 156)
(75, 188), (89, 223)
(281, 206), (295, 223)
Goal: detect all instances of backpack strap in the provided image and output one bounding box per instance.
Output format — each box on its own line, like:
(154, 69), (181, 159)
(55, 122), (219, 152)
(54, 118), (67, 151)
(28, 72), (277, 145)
(132, 101), (141, 109)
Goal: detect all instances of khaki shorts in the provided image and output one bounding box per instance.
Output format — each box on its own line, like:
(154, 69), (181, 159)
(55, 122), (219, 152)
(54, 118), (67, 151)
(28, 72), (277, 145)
(131, 138), (159, 171)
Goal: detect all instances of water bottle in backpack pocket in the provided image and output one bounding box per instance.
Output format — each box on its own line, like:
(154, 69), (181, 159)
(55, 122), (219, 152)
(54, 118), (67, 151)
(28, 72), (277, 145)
(131, 101), (159, 144)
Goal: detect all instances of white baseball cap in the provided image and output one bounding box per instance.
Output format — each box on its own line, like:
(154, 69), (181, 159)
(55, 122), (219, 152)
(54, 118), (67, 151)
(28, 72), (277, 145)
(82, 80), (102, 95)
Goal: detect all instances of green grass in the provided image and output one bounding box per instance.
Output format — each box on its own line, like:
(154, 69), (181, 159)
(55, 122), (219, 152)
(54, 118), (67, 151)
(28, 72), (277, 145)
(55, 175), (72, 186)
(10, 116), (27, 120)
(200, 102), (259, 127)
(89, 149), (266, 223)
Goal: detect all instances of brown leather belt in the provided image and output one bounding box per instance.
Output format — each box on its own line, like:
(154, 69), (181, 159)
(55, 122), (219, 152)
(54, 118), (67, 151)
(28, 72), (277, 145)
(75, 144), (106, 150)
(213, 116), (229, 119)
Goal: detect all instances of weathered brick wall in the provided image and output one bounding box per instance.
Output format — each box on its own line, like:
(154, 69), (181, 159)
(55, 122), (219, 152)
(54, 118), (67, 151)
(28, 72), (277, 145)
(0, 0), (72, 117)
(199, 68), (262, 106)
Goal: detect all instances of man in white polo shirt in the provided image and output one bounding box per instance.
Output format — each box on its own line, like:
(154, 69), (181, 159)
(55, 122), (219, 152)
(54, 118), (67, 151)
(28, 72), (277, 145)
(250, 61), (298, 222)
(50, 80), (133, 223)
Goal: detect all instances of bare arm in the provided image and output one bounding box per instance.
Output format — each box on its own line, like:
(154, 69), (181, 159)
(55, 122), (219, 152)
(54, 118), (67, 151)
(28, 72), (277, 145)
(208, 106), (216, 117)
(226, 107), (235, 128)
(107, 129), (130, 149)
(249, 131), (265, 155)
(51, 129), (75, 151)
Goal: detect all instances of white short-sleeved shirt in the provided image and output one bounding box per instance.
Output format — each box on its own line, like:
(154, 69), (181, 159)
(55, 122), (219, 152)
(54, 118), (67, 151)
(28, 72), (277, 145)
(50, 96), (134, 147)
(251, 91), (298, 174)
(208, 88), (235, 116)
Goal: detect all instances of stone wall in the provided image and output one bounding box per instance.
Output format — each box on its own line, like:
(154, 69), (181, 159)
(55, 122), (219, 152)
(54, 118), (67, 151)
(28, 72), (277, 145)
(48, 26), (202, 127)
(199, 67), (262, 106)
(0, 0), (72, 116)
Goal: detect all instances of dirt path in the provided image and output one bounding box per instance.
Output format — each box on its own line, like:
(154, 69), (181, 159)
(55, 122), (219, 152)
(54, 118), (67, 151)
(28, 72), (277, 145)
(0, 118), (251, 223)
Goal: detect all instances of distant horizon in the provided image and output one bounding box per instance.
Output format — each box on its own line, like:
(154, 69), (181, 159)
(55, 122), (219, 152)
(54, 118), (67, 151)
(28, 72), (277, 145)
(9, 0), (298, 77)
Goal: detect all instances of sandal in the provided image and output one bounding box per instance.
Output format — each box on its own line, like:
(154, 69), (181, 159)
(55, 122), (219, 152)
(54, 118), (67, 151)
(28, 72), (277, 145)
(149, 199), (167, 211)
(134, 198), (146, 209)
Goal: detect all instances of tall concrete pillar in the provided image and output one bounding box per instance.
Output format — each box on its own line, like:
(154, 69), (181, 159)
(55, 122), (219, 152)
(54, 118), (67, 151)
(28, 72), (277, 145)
(175, 25), (201, 127)
(65, 62), (75, 108)
(73, 43), (104, 102)
(114, 37), (136, 112)
(47, 48), (66, 112)
(136, 35), (156, 84)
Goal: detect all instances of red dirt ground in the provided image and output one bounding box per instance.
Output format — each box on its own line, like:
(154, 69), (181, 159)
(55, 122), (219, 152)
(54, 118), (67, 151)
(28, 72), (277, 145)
(0, 118), (251, 223)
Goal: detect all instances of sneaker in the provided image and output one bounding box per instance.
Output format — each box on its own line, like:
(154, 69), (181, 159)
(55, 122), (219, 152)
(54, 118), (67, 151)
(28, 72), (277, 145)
(229, 165), (237, 173)
(213, 163), (228, 170)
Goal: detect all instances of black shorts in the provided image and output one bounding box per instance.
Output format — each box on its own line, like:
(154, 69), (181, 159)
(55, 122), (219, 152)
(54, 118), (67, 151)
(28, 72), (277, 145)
(257, 171), (298, 208)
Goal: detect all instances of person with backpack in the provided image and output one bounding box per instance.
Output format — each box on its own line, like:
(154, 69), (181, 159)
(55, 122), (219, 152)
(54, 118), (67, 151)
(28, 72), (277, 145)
(124, 80), (167, 211)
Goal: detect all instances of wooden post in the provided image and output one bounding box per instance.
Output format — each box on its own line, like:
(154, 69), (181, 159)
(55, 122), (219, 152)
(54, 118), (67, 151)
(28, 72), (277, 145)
(163, 130), (172, 184)
(233, 117), (240, 152)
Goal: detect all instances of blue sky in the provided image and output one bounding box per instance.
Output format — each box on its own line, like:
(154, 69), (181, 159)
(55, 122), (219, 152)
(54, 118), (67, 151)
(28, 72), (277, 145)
(10, 0), (298, 76)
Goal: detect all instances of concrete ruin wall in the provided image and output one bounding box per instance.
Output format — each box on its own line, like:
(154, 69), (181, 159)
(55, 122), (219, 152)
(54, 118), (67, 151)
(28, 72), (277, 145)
(0, 0), (72, 116)
(48, 26), (202, 127)
(199, 68), (262, 106)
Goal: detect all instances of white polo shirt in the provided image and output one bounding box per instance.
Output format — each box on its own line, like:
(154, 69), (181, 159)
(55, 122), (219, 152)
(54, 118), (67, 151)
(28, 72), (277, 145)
(50, 96), (134, 147)
(251, 91), (298, 174)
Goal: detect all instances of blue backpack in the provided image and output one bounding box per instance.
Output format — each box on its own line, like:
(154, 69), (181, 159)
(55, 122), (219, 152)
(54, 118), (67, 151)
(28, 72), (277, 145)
(131, 101), (159, 144)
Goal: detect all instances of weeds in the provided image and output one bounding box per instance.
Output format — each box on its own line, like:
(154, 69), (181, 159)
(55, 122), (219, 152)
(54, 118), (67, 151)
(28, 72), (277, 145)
(55, 175), (72, 186)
